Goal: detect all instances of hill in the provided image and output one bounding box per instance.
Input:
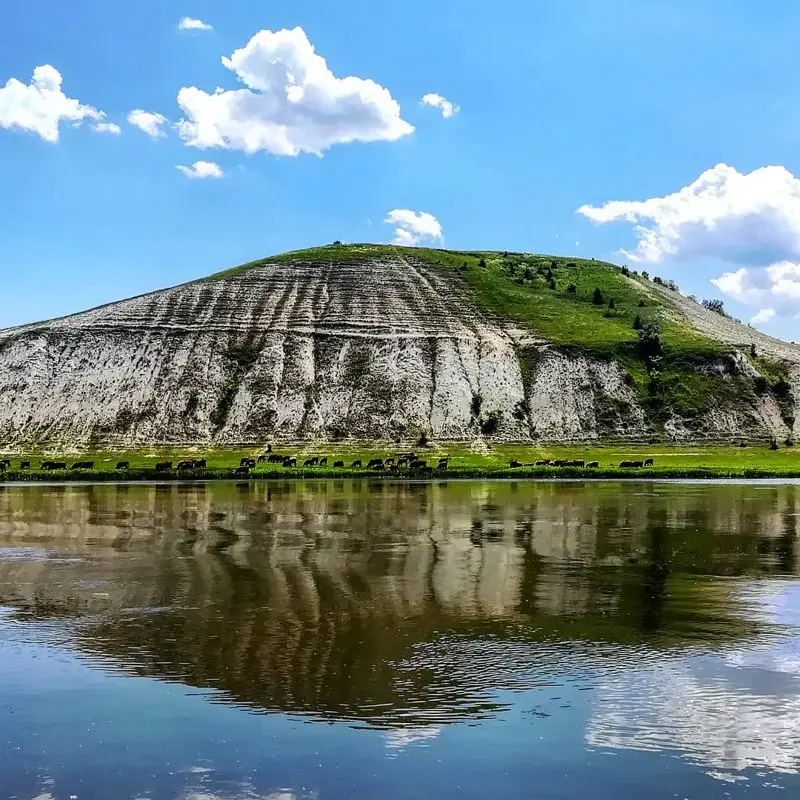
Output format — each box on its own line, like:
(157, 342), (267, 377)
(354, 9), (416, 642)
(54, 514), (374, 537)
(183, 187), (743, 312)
(0, 243), (798, 446)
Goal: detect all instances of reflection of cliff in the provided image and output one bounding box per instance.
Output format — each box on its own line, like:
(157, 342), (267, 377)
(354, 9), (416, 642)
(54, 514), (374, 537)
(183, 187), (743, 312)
(0, 481), (796, 725)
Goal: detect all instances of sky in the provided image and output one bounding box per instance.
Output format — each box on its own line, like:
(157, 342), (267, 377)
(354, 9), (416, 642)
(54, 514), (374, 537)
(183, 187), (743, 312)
(3, 0), (800, 340)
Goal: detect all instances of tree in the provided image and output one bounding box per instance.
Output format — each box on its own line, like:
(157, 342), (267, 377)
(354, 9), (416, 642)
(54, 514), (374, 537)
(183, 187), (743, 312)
(592, 287), (604, 306)
(480, 410), (502, 436)
(642, 271), (650, 280)
(702, 298), (726, 316)
(470, 392), (483, 418)
(608, 298), (616, 311)
(638, 323), (663, 359)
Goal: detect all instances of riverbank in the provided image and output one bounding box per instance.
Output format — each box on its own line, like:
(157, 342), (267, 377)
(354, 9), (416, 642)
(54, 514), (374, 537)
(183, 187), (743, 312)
(4, 443), (800, 481)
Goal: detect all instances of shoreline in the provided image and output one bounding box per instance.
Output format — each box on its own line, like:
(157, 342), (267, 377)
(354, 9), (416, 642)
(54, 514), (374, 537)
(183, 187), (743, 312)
(5, 466), (800, 483)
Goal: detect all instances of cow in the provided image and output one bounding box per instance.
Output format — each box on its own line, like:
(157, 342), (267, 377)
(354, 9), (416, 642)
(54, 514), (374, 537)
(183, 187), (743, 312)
(389, 464), (399, 473)
(333, 460), (344, 468)
(155, 461), (173, 471)
(569, 460), (585, 468)
(437, 461), (448, 471)
(303, 459), (315, 467)
(257, 455), (267, 463)
(41, 461), (53, 470)
(282, 457), (297, 468)
(246, 458), (256, 468)
(398, 458), (408, 468)
(51, 462), (68, 470)
(644, 458), (654, 467)
(0, 459), (10, 469)
(234, 466), (250, 477)
(0, 463), (5, 472)
(552, 460), (567, 467)
(535, 459), (551, 466)
(509, 460), (523, 468)
(115, 461), (130, 470)
(619, 460), (644, 468)
(351, 460), (363, 468)
(268, 454), (283, 463)
(586, 461), (599, 468)
(240, 457), (252, 467)
(384, 457), (395, 467)
(20, 461), (31, 469)
(417, 465), (434, 476)
(177, 460), (196, 470)
(71, 461), (94, 470)
(367, 458), (384, 470)
(319, 457), (328, 466)
(195, 459), (207, 468)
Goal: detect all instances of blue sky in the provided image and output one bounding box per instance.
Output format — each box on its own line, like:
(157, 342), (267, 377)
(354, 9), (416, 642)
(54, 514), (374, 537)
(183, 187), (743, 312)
(3, 0), (800, 340)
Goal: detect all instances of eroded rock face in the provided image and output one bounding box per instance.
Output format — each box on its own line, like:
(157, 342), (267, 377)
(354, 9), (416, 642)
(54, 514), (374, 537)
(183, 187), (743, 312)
(0, 254), (793, 445)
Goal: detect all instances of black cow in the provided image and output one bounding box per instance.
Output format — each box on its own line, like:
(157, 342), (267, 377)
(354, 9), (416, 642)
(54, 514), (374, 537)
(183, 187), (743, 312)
(367, 458), (384, 470)
(586, 461), (599, 468)
(20, 461), (31, 469)
(41, 461), (53, 470)
(644, 458), (654, 467)
(155, 461), (173, 471)
(303, 459), (315, 467)
(234, 466), (250, 477)
(384, 457), (395, 467)
(535, 459), (551, 466)
(115, 461), (130, 470)
(240, 457), (252, 467)
(319, 457), (328, 466)
(195, 459), (207, 468)
(257, 455), (267, 463)
(51, 462), (68, 470)
(333, 460), (344, 468)
(177, 460), (195, 470)
(509, 460), (523, 468)
(398, 458), (408, 468)
(282, 457), (297, 468)
(351, 460), (363, 468)
(71, 461), (94, 470)
(619, 460), (644, 468)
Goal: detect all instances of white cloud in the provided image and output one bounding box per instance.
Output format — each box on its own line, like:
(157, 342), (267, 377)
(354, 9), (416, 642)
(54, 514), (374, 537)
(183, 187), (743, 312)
(422, 93), (459, 119)
(384, 209), (443, 246)
(93, 121), (121, 135)
(128, 109), (168, 138)
(711, 261), (800, 321)
(175, 26), (413, 156)
(0, 65), (105, 143)
(179, 17), (213, 31)
(580, 163), (800, 322)
(176, 160), (223, 178)
(578, 163), (800, 267)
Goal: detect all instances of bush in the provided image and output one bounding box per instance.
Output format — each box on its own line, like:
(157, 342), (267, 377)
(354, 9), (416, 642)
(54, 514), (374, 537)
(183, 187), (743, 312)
(523, 267), (533, 280)
(470, 392), (483, 418)
(592, 287), (604, 306)
(774, 377), (792, 398)
(333, 240), (343, 245)
(608, 298), (616, 311)
(479, 257), (487, 268)
(638, 299), (646, 307)
(417, 432), (429, 447)
(638, 323), (663, 359)
(770, 438), (779, 451)
(754, 376), (768, 394)
(632, 314), (643, 330)
(642, 271), (649, 279)
(623, 372), (636, 387)
(512, 400), (527, 421)
(480, 410), (502, 436)
(547, 278), (557, 290)
(702, 298), (727, 316)
(566, 284), (577, 294)
(620, 265), (630, 276)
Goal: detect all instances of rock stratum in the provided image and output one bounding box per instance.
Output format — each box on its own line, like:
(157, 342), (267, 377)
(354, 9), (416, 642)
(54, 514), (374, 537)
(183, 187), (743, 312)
(1, 244), (799, 446)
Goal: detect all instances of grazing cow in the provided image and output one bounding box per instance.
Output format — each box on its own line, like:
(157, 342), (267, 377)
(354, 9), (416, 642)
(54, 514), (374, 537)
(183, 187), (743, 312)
(20, 461), (31, 469)
(0, 459), (9, 469)
(438, 457), (449, 468)
(398, 458), (408, 468)
(115, 461), (130, 470)
(389, 464), (399, 473)
(333, 460), (344, 468)
(552, 460), (567, 467)
(437, 461), (448, 471)
(418, 465), (434, 476)
(509, 460), (523, 468)
(240, 458), (252, 467)
(644, 458), (654, 467)
(71, 461), (94, 470)
(282, 457), (297, 468)
(257, 455), (267, 463)
(0, 463), (5, 472)
(570, 460), (585, 468)
(51, 462), (68, 470)
(177, 460), (195, 470)
(234, 466), (250, 477)
(535, 459), (551, 466)
(619, 460), (644, 468)
(586, 461), (599, 468)
(155, 461), (173, 471)
(245, 458), (256, 468)
(319, 457), (328, 466)
(268, 454), (282, 463)
(309, 457), (319, 466)
(367, 458), (385, 470)
(303, 459), (315, 467)
(41, 461), (53, 470)
(195, 459), (207, 468)
(351, 460), (363, 468)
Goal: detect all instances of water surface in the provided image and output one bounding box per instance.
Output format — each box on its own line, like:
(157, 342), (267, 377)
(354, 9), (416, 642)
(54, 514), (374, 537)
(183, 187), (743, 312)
(1, 480), (799, 798)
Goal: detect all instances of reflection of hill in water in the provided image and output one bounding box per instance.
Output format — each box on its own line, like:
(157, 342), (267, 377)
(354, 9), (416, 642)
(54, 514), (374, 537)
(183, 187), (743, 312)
(0, 480), (797, 726)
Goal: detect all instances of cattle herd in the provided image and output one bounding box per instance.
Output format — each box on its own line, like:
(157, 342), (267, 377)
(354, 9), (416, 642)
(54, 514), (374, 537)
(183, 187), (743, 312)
(0, 454), (656, 474)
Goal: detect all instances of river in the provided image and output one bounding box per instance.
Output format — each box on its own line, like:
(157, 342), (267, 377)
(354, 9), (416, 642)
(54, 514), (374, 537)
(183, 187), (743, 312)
(1, 479), (799, 798)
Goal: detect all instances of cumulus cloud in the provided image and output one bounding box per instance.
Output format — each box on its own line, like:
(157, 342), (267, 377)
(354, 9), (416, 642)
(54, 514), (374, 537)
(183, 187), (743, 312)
(422, 93), (459, 119)
(175, 26), (413, 156)
(128, 109), (168, 138)
(93, 121), (121, 135)
(179, 17), (213, 31)
(384, 209), (443, 246)
(176, 160), (223, 179)
(579, 163), (800, 322)
(0, 65), (106, 142)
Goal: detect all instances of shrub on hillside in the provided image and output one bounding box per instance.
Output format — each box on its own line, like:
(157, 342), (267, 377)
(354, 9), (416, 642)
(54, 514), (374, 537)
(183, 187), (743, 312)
(566, 283), (577, 294)
(702, 298), (727, 316)
(592, 287), (604, 306)
(632, 314), (643, 330)
(480, 410), (502, 436)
